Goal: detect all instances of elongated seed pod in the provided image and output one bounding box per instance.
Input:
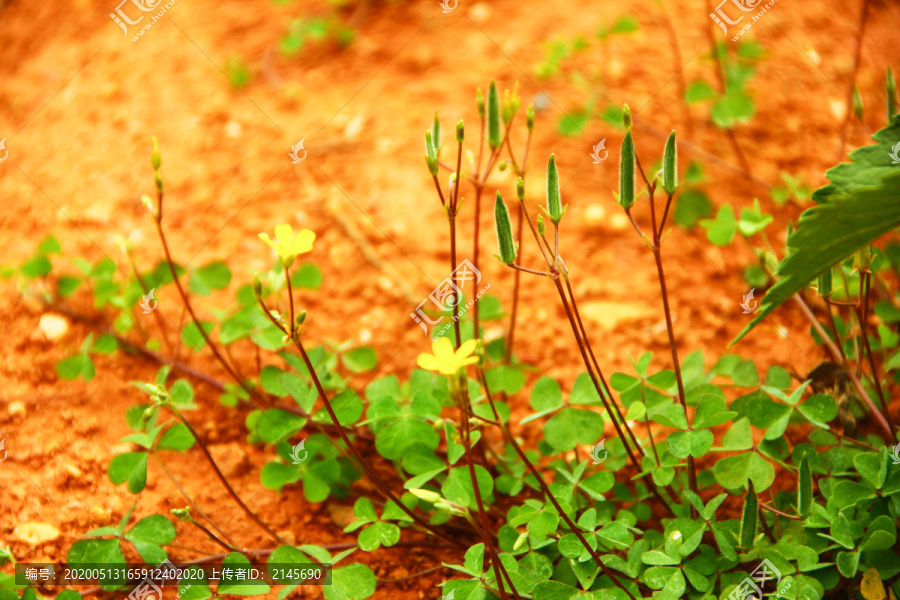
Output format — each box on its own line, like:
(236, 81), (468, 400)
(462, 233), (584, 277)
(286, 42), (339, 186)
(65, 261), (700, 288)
(494, 191), (516, 264)
(432, 113), (441, 150)
(456, 120), (464, 143)
(619, 131), (635, 210)
(151, 136), (161, 171)
(425, 130), (437, 160)
(623, 104), (633, 129)
(663, 131), (678, 195)
(546, 154), (562, 223)
(527, 104), (535, 131)
(516, 176), (525, 200)
(476, 88), (485, 118)
(488, 80), (501, 149)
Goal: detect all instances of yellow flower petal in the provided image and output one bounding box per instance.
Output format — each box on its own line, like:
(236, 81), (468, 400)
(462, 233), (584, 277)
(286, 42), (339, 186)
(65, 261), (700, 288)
(457, 339), (478, 359)
(417, 353), (443, 371)
(291, 229), (316, 255)
(432, 337), (455, 361)
(274, 223), (294, 250)
(258, 232), (277, 250)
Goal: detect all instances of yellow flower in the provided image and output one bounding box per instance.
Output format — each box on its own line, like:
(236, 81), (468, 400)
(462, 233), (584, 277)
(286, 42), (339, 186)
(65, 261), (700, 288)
(258, 223), (315, 268)
(417, 337), (479, 376)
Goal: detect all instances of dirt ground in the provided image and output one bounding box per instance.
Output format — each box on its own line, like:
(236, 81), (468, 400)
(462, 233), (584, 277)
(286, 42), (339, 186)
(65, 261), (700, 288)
(1, 0), (899, 597)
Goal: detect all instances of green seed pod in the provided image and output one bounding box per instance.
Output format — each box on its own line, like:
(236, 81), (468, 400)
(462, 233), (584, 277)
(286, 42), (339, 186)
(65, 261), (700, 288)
(252, 274), (263, 300)
(817, 268), (832, 299)
(425, 155), (438, 176)
(546, 154), (562, 224)
(488, 80), (501, 149)
(154, 172), (163, 195)
(151, 136), (161, 171)
(516, 176), (525, 200)
(494, 191), (517, 264)
(526, 104), (535, 131)
(887, 67), (897, 120)
(476, 87), (485, 118)
(432, 113), (441, 150)
(852, 85), (864, 120)
(456, 120), (464, 143)
(619, 131), (635, 210)
(537, 215), (546, 236)
(622, 104), (633, 129)
(662, 131), (678, 195)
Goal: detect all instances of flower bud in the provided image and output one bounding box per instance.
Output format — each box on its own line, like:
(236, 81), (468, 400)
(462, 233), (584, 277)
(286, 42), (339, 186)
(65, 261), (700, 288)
(141, 405), (157, 424)
(151, 136), (161, 171)
(494, 191), (517, 264)
(252, 274), (262, 300)
(432, 113), (441, 150)
(546, 154), (563, 224)
(425, 130), (437, 161)
(171, 508), (191, 521)
(456, 120), (464, 143)
(526, 104), (535, 131)
(488, 80), (501, 149)
(622, 104), (633, 129)
(499, 160), (508, 172)
(410, 488), (443, 504)
(662, 131), (678, 195)
(295, 310), (307, 327)
(516, 176), (525, 200)
(619, 131), (635, 210)
(537, 215), (546, 236)
(476, 88), (485, 118)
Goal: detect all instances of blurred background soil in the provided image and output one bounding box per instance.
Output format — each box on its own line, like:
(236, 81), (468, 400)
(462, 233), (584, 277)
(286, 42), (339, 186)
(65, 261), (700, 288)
(1, 0), (899, 597)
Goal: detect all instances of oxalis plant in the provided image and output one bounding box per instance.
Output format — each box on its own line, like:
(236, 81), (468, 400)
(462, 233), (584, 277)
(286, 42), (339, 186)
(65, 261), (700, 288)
(5, 82), (900, 600)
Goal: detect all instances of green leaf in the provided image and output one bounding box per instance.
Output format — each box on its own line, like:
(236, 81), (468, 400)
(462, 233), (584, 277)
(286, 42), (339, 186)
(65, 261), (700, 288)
(693, 392), (737, 428)
(291, 263), (322, 289)
(324, 563), (376, 600)
(854, 451), (888, 489)
(557, 110), (590, 137)
(666, 429), (714, 458)
(830, 513), (855, 549)
(544, 408), (604, 451)
(486, 366), (526, 395)
(699, 205), (737, 246)
(836, 551), (860, 578)
(108, 452), (148, 493)
(260, 461), (301, 492)
(156, 423), (195, 452)
(125, 514), (176, 545)
(831, 480), (877, 510)
(531, 376), (563, 411)
(685, 80), (717, 103)
(342, 347), (377, 373)
(257, 409), (306, 443)
(797, 394), (838, 427)
(722, 418), (753, 450)
(711, 91), (756, 128)
(189, 261), (231, 296)
(673, 189), (713, 229)
(218, 552), (270, 596)
(357, 522), (400, 551)
(56, 354), (95, 381)
(734, 119), (900, 344)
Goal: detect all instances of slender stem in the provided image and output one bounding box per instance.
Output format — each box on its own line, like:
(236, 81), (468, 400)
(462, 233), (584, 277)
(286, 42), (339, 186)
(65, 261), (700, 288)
(506, 201), (525, 364)
(153, 216), (267, 411)
(472, 185), (483, 339)
(517, 197), (553, 267)
(563, 276), (645, 458)
(166, 403), (286, 545)
(509, 263), (551, 277)
(284, 266), (295, 336)
(291, 337), (464, 548)
(455, 376), (517, 600)
(760, 502), (803, 521)
(449, 217), (463, 345)
(824, 298), (846, 361)
(552, 278), (641, 469)
(791, 294), (892, 440)
(151, 452), (237, 548)
(857, 272), (893, 431)
(475, 368), (637, 600)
